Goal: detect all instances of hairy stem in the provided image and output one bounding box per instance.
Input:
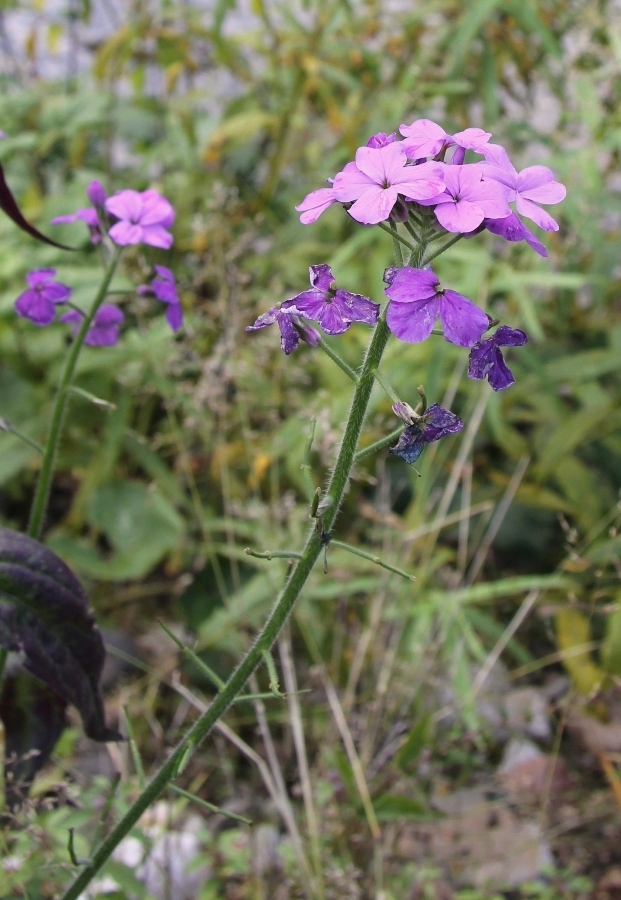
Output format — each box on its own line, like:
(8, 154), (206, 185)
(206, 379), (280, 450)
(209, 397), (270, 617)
(60, 313), (391, 900)
(28, 247), (122, 540)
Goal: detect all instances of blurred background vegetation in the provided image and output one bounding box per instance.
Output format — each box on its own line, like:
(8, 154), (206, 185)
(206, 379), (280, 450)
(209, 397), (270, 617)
(2, 0), (621, 896)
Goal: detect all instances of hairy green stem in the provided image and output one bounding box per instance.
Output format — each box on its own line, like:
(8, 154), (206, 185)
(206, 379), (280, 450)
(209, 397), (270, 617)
(60, 312), (392, 900)
(316, 338), (358, 382)
(28, 247), (122, 540)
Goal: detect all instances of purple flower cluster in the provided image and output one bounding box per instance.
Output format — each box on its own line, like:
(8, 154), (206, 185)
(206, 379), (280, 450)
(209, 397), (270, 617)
(296, 117), (565, 255)
(51, 181), (175, 250)
(247, 118), (567, 461)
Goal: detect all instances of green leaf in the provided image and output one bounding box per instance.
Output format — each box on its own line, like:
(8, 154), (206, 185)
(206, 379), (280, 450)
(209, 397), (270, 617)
(397, 714), (432, 770)
(374, 794), (428, 820)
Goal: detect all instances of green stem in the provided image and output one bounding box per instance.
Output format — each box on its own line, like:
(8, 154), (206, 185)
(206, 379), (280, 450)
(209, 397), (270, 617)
(422, 233), (463, 266)
(353, 426), (405, 463)
(59, 312), (392, 900)
(316, 339), (358, 382)
(28, 247), (122, 540)
(376, 221), (416, 253)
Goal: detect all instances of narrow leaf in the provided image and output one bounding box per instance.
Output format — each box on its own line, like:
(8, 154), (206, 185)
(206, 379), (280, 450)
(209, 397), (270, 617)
(0, 161), (74, 250)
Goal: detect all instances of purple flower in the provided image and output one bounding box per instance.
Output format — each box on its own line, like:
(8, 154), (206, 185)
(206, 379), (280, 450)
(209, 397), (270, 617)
(484, 212), (547, 257)
(467, 325), (528, 391)
(481, 144), (566, 231)
(105, 189), (175, 248)
(246, 306), (300, 355)
(366, 132), (396, 149)
(14, 269), (72, 326)
(294, 319), (322, 347)
(332, 142), (445, 225)
(417, 165), (510, 233)
(144, 265), (183, 332)
(60, 304), (124, 347)
(87, 180), (107, 208)
(390, 402), (464, 464)
(295, 187), (337, 224)
(385, 266), (489, 347)
(51, 180), (108, 245)
(281, 264), (379, 335)
(399, 119), (491, 161)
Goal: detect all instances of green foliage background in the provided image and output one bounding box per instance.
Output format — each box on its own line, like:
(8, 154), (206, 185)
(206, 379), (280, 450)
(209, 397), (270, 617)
(1, 0), (621, 896)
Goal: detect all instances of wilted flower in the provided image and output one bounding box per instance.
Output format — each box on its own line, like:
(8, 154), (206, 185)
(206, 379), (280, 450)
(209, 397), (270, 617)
(481, 144), (566, 231)
(15, 269), (72, 326)
(332, 142), (445, 225)
(385, 266), (489, 347)
(468, 325), (528, 391)
(281, 264), (379, 335)
(246, 306), (300, 355)
(105, 189), (175, 248)
(390, 403), (464, 464)
(138, 265), (183, 332)
(60, 304), (124, 347)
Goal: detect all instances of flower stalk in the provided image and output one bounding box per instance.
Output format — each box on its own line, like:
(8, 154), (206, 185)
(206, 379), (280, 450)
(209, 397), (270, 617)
(28, 247), (122, 541)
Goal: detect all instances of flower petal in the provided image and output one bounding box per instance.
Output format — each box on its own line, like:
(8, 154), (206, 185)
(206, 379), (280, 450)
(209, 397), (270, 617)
(309, 264), (335, 292)
(386, 297), (440, 343)
(434, 199), (485, 233)
(494, 325), (528, 347)
(317, 303), (351, 335)
(389, 424), (426, 464)
(332, 164), (376, 202)
(26, 269), (55, 288)
(295, 188), (336, 224)
(15, 292), (55, 326)
(347, 185), (398, 224)
(333, 290), (379, 325)
(141, 225), (174, 249)
(439, 290), (489, 347)
(282, 289), (327, 319)
(422, 404), (464, 441)
(277, 313), (300, 354)
(487, 347), (515, 390)
(105, 190), (143, 222)
(385, 267), (440, 303)
(399, 119), (447, 158)
(516, 166), (566, 204)
(165, 302), (184, 333)
(108, 221), (143, 246)
(515, 196), (559, 231)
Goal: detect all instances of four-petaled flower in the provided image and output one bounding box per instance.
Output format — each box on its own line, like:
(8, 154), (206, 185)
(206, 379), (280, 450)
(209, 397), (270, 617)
(105, 189), (175, 248)
(417, 165), (511, 234)
(468, 325), (528, 391)
(399, 118), (491, 162)
(281, 264), (380, 335)
(15, 269), (72, 326)
(390, 403), (464, 465)
(332, 142), (445, 225)
(60, 304), (124, 347)
(385, 266), (489, 347)
(246, 305), (300, 355)
(138, 265), (184, 332)
(481, 144), (566, 231)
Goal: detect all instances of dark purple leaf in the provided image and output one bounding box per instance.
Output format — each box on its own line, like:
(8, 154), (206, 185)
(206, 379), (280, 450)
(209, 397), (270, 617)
(0, 528), (120, 742)
(0, 162), (75, 250)
(0, 670), (67, 807)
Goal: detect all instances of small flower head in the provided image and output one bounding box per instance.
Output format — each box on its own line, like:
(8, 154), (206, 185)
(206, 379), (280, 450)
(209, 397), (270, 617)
(468, 325), (528, 391)
(484, 212), (547, 257)
(60, 304), (124, 347)
(105, 189), (175, 249)
(332, 143), (445, 225)
(399, 119), (491, 161)
(390, 403), (464, 464)
(281, 264), (379, 335)
(481, 144), (566, 232)
(86, 180), (107, 208)
(385, 266), (489, 347)
(246, 306), (300, 355)
(143, 265), (183, 332)
(15, 269), (72, 326)
(417, 165), (511, 234)
(366, 132), (396, 149)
